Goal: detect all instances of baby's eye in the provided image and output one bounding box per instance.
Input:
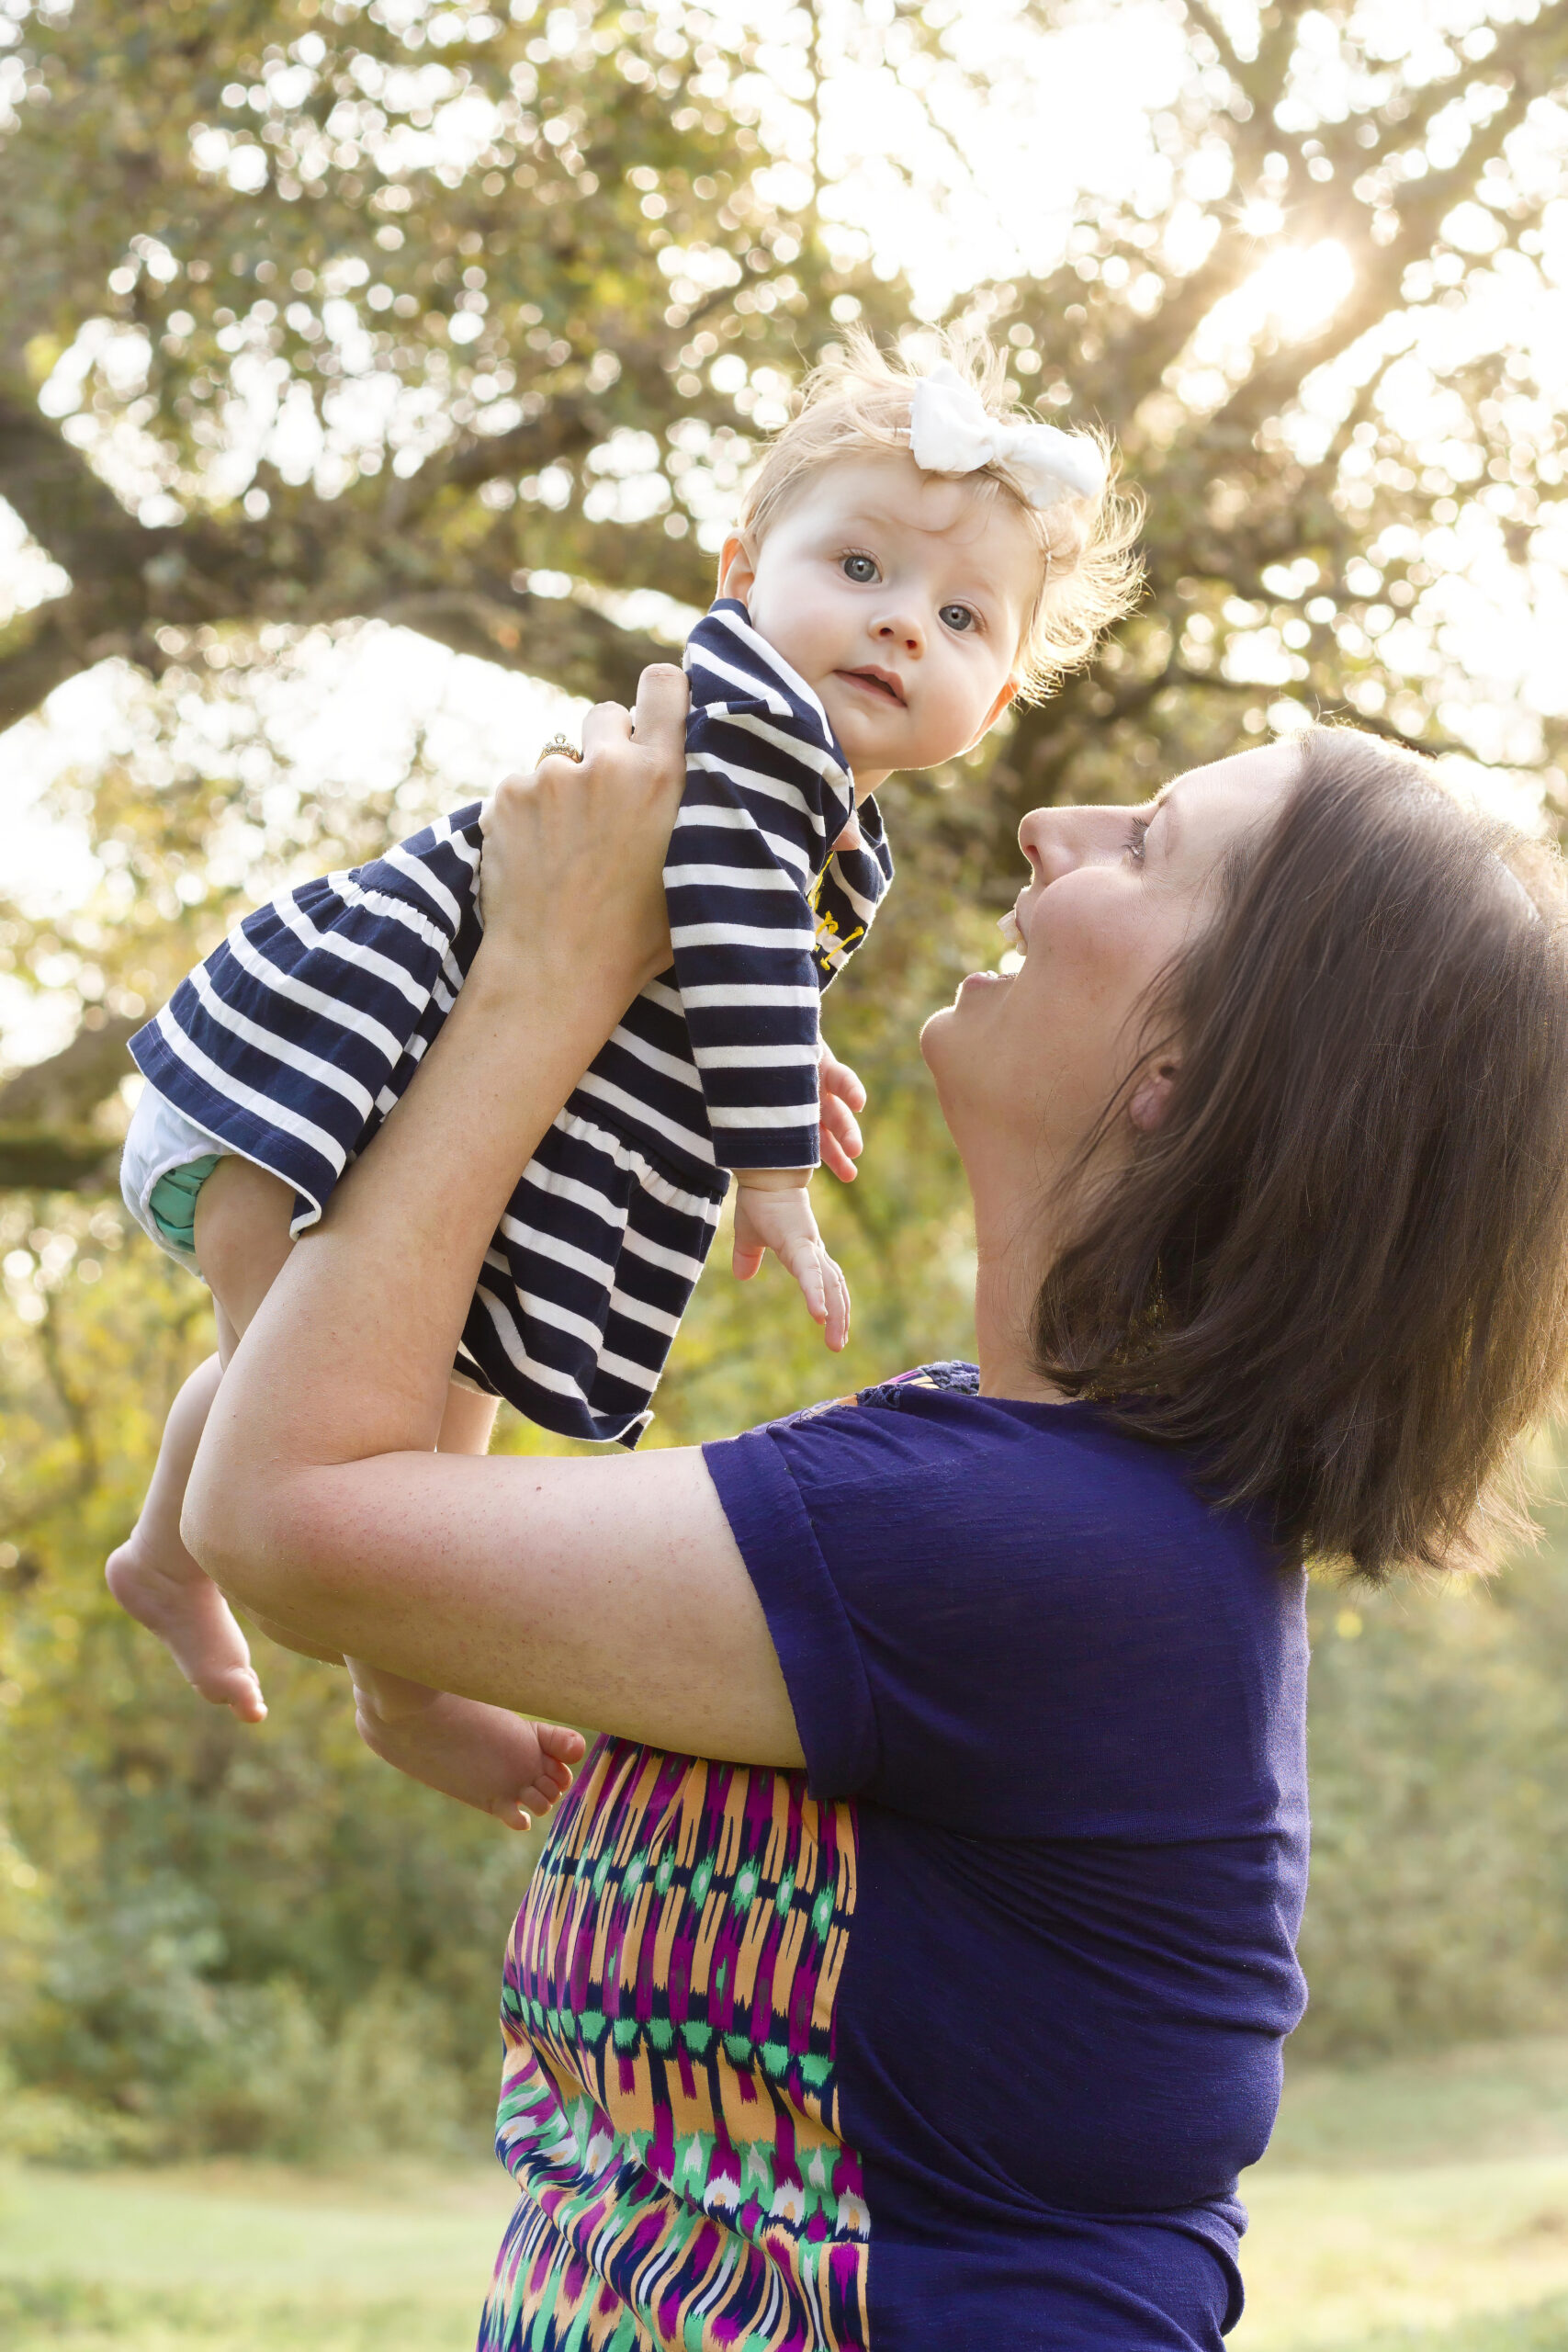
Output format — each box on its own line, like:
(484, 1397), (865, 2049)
(841, 553), (879, 583)
(940, 603), (977, 633)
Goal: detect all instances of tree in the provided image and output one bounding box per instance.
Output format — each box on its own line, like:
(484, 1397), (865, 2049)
(981, 0), (1568, 831)
(8, 2), (1568, 2149)
(6, 0), (1568, 1182)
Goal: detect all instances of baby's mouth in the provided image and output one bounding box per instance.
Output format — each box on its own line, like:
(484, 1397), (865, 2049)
(837, 667), (906, 707)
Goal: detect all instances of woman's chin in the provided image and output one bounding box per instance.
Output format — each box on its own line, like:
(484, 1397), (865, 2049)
(918, 1004), (948, 1066)
(920, 971), (1010, 1071)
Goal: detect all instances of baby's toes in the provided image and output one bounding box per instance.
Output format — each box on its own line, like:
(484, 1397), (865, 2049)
(488, 1793), (535, 1834)
(209, 1665), (267, 1724)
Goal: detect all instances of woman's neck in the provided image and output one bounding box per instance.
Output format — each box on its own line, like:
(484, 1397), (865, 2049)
(969, 1182), (1069, 1404)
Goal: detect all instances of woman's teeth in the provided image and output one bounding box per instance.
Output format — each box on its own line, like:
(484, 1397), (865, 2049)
(997, 908), (1023, 953)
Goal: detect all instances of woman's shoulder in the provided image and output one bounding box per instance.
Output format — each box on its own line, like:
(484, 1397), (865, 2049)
(744, 1362), (1284, 1576)
(773, 1361), (1138, 1455)
(774, 1359), (982, 1422)
(855, 1359), (982, 1407)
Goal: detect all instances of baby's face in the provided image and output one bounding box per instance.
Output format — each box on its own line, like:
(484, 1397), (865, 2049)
(721, 452), (1040, 790)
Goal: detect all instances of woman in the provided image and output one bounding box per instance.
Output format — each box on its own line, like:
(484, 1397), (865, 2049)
(185, 670), (1568, 2350)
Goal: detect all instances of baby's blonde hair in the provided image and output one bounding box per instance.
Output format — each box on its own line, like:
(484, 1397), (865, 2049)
(739, 327), (1144, 704)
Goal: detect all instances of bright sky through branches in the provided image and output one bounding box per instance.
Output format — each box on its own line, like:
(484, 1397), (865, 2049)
(5, 0), (1568, 1071)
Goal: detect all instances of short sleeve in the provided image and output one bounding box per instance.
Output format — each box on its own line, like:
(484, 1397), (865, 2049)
(703, 1424), (881, 1795)
(704, 1386), (1305, 1840)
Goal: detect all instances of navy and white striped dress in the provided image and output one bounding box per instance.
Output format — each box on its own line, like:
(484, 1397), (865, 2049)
(129, 600), (894, 1444)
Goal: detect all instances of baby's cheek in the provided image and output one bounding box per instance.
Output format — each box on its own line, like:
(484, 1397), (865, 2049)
(925, 664), (1002, 763)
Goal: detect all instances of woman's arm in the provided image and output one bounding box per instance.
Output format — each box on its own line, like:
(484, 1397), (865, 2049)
(183, 671), (805, 1770)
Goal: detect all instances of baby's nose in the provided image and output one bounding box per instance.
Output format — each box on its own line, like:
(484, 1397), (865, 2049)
(875, 611), (924, 656)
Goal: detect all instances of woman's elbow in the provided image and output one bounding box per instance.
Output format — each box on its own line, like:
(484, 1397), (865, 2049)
(181, 1453), (318, 1616)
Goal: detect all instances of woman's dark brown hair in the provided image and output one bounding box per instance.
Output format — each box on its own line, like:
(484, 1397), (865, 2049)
(1035, 728), (1568, 1579)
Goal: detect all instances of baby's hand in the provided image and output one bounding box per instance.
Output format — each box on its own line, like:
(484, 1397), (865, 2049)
(818, 1037), (866, 1185)
(732, 1174), (851, 1351)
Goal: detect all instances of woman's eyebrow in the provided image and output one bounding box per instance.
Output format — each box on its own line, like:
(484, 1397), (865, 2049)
(1150, 788), (1181, 854)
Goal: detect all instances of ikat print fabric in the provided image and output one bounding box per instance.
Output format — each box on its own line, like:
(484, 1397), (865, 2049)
(479, 1739), (868, 2351)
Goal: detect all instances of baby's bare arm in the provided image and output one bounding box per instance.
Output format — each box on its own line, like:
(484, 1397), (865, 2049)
(731, 1170), (850, 1351)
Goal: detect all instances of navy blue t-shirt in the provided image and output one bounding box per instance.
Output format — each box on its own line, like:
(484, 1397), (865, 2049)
(479, 1367), (1308, 2352)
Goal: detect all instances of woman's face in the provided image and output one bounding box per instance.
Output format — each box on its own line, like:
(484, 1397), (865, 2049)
(921, 743), (1300, 1179)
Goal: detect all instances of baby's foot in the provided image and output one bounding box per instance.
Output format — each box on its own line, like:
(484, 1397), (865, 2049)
(353, 1683), (584, 1832)
(106, 1529), (266, 1723)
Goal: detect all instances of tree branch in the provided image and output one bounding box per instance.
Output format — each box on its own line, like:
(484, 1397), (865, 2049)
(368, 584), (670, 703)
(0, 1124), (119, 1191)
(0, 1013), (140, 1124)
(0, 1014), (135, 1191)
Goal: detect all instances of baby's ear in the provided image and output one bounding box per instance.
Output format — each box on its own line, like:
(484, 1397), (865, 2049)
(968, 677), (1018, 750)
(718, 533), (758, 605)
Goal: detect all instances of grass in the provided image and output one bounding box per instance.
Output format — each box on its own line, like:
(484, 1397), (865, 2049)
(1234, 2037), (1568, 2350)
(0, 2159), (513, 2350)
(5, 2043), (1568, 2348)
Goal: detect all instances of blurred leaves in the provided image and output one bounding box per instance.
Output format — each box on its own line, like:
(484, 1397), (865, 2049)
(6, 0), (1568, 2149)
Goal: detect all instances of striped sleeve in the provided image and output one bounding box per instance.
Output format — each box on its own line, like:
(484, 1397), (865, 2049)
(669, 599), (867, 1172)
(128, 808), (483, 1231)
(810, 797), (896, 988)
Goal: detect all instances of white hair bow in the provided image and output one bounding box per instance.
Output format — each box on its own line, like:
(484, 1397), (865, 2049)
(908, 362), (1106, 510)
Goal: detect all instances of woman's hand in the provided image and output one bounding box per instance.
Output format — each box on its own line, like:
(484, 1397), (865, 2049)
(185, 645), (803, 1772)
(479, 664), (689, 999)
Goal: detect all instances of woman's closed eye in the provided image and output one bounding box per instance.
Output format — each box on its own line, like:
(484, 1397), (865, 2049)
(1126, 814), (1151, 865)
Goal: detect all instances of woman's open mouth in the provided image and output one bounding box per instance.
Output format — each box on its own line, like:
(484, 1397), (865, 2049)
(998, 906), (1024, 954)
(837, 667), (906, 707)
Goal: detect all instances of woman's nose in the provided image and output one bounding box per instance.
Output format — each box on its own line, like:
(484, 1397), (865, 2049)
(874, 609), (925, 658)
(1018, 804), (1116, 884)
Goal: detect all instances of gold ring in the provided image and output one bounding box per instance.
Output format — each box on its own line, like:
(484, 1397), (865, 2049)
(539, 735), (582, 763)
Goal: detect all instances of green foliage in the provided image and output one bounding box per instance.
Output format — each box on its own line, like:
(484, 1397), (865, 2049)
(1295, 1466), (1568, 2060)
(6, 0), (1568, 2164)
(1361, 2307), (1568, 2352)
(0, 2278), (466, 2352)
(0, 1205), (547, 2157)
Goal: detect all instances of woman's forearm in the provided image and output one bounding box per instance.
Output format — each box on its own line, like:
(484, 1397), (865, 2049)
(178, 677), (806, 1770)
(183, 682), (688, 1589)
(186, 938), (626, 1552)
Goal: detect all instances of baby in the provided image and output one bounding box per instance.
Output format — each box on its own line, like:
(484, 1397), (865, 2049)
(107, 328), (1140, 1826)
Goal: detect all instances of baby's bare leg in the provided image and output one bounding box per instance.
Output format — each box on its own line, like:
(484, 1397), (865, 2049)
(116, 1163), (584, 1822)
(106, 1159), (294, 1719)
(351, 1673), (585, 1831)
(347, 1385), (586, 1831)
(106, 1351), (268, 1719)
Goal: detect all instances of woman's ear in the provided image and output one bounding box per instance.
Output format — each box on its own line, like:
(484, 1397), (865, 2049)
(1129, 1057), (1180, 1134)
(718, 533), (758, 605)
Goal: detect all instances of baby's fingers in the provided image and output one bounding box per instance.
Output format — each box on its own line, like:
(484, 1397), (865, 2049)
(777, 1238), (851, 1351)
(819, 1048), (866, 1115)
(774, 1235), (829, 1329)
(732, 1235), (766, 1283)
(820, 1252), (852, 1353)
(819, 1090), (863, 1183)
